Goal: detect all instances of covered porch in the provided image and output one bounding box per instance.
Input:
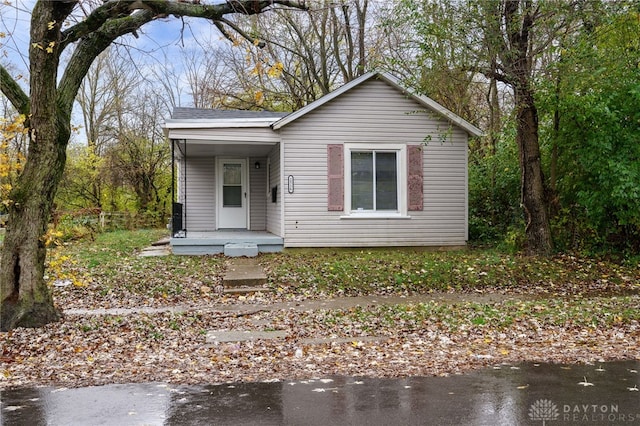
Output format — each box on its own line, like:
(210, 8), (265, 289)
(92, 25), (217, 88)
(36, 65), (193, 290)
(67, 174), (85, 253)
(170, 230), (284, 256)
(163, 108), (287, 256)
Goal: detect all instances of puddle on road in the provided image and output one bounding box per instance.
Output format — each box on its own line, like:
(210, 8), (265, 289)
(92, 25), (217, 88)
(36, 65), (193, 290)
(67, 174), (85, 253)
(1, 361), (639, 425)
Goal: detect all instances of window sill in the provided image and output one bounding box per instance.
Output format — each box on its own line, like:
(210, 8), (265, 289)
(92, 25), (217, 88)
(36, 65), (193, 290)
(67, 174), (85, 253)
(340, 213), (411, 220)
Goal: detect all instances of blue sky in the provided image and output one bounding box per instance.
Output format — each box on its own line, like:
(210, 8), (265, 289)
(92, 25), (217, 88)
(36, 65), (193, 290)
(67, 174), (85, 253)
(0, 1), (224, 93)
(0, 1), (228, 140)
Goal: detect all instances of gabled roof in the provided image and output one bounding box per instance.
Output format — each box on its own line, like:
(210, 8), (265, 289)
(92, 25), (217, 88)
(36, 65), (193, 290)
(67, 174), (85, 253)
(171, 107), (287, 120)
(271, 71), (483, 137)
(164, 107), (288, 129)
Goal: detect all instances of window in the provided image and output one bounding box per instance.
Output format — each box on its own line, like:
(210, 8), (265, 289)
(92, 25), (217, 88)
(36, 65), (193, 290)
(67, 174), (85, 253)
(222, 163), (242, 207)
(342, 144), (408, 217)
(351, 151), (398, 211)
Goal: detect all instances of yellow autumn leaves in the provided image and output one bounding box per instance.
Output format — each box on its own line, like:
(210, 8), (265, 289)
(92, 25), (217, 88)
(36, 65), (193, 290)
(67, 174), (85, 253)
(0, 114), (27, 207)
(28, 21), (59, 53)
(250, 59), (284, 78)
(46, 250), (90, 288)
(247, 39), (284, 106)
(31, 40), (57, 54)
(251, 60), (284, 105)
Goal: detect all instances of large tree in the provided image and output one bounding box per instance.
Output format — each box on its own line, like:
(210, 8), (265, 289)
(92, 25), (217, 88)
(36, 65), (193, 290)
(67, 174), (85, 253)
(0, 0), (305, 331)
(394, 0), (585, 256)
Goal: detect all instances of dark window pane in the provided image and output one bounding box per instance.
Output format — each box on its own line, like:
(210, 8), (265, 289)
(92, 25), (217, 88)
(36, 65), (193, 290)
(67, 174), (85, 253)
(223, 186), (242, 207)
(376, 152), (397, 210)
(351, 152), (373, 210)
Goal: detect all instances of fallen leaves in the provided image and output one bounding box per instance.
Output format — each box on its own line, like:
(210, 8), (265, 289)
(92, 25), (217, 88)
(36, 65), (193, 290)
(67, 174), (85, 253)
(2, 234), (639, 389)
(261, 250), (640, 299)
(1, 299), (639, 390)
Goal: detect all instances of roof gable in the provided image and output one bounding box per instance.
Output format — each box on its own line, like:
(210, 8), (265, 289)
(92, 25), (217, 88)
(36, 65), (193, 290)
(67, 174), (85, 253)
(271, 72), (483, 137)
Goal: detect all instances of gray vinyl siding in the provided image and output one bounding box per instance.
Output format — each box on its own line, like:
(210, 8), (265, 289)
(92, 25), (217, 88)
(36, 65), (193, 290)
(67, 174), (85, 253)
(179, 154), (271, 233)
(183, 157), (216, 231)
(280, 78), (469, 247)
(266, 144), (282, 236)
(249, 156), (267, 231)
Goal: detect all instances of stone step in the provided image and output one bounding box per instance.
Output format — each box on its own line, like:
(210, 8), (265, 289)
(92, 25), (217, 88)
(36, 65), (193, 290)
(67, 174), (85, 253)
(224, 243), (258, 257)
(223, 262), (267, 288)
(206, 330), (288, 344)
(151, 237), (170, 246)
(138, 246), (171, 257)
(223, 286), (273, 295)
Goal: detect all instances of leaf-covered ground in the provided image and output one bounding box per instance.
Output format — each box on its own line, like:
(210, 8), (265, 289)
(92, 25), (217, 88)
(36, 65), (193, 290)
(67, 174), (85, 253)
(1, 230), (639, 389)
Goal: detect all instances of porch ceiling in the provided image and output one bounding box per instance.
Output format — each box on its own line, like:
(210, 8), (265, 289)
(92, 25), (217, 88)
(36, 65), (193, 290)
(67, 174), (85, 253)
(174, 140), (276, 157)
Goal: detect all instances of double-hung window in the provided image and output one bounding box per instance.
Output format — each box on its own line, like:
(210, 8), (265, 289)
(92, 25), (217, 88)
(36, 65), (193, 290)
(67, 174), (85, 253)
(344, 144), (407, 217)
(351, 151), (398, 211)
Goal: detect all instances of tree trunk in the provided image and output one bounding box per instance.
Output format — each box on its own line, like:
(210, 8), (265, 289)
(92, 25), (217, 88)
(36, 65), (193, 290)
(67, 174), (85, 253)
(0, 1), (71, 330)
(0, 124), (67, 330)
(515, 86), (553, 256)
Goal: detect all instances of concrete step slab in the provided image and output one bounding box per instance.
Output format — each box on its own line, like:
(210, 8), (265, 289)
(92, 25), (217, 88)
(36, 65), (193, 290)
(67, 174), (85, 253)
(224, 243), (258, 257)
(151, 237), (170, 246)
(139, 246), (171, 257)
(223, 286), (273, 295)
(223, 264), (267, 288)
(206, 330), (288, 344)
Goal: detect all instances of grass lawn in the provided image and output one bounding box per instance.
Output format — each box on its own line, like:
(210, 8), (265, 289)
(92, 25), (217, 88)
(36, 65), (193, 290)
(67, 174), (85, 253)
(260, 246), (640, 297)
(1, 229), (638, 388)
(48, 229), (640, 312)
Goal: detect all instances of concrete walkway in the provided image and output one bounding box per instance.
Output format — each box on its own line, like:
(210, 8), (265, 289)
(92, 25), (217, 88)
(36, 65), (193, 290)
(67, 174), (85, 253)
(64, 292), (531, 317)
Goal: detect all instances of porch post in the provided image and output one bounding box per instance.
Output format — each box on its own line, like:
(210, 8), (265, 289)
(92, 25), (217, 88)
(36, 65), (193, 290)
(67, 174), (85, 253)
(171, 139), (175, 203)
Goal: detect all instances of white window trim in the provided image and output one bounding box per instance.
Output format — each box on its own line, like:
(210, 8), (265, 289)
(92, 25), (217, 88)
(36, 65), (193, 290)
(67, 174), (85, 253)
(342, 143), (408, 219)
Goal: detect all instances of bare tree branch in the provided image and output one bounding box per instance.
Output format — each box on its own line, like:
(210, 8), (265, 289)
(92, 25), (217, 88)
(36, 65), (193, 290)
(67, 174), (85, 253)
(0, 65), (29, 114)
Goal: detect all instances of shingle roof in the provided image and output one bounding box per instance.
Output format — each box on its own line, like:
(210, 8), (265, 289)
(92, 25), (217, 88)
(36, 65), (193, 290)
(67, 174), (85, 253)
(171, 107), (288, 120)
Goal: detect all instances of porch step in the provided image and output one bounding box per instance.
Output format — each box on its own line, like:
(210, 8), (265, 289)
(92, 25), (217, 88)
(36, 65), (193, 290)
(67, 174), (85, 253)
(224, 242), (259, 257)
(223, 258), (267, 288)
(223, 286), (273, 295)
(170, 231), (283, 255)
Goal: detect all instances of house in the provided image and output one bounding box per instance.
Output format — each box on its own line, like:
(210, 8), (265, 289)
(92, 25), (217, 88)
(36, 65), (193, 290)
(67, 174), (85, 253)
(163, 71), (483, 256)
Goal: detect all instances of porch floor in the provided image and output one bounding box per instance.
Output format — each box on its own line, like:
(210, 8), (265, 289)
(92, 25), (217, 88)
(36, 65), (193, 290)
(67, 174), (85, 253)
(170, 230), (283, 256)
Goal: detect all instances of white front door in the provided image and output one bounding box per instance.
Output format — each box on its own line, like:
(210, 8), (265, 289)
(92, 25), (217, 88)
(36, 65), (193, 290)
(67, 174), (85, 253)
(217, 159), (248, 229)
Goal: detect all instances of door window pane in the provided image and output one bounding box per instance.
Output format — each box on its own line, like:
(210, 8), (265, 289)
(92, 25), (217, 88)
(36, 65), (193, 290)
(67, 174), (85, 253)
(223, 164), (242, 185)
(223, 186), (242, 207)
(223, 163), (242, 207)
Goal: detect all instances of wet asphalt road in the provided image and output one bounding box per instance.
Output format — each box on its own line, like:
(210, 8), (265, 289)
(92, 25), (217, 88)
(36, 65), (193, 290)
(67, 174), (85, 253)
(1, 361), (639, 425)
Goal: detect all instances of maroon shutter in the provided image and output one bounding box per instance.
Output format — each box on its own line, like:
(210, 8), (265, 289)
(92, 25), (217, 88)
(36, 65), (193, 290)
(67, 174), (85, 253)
(407, 145), (424, 211)
(327, 144), (344, 211)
